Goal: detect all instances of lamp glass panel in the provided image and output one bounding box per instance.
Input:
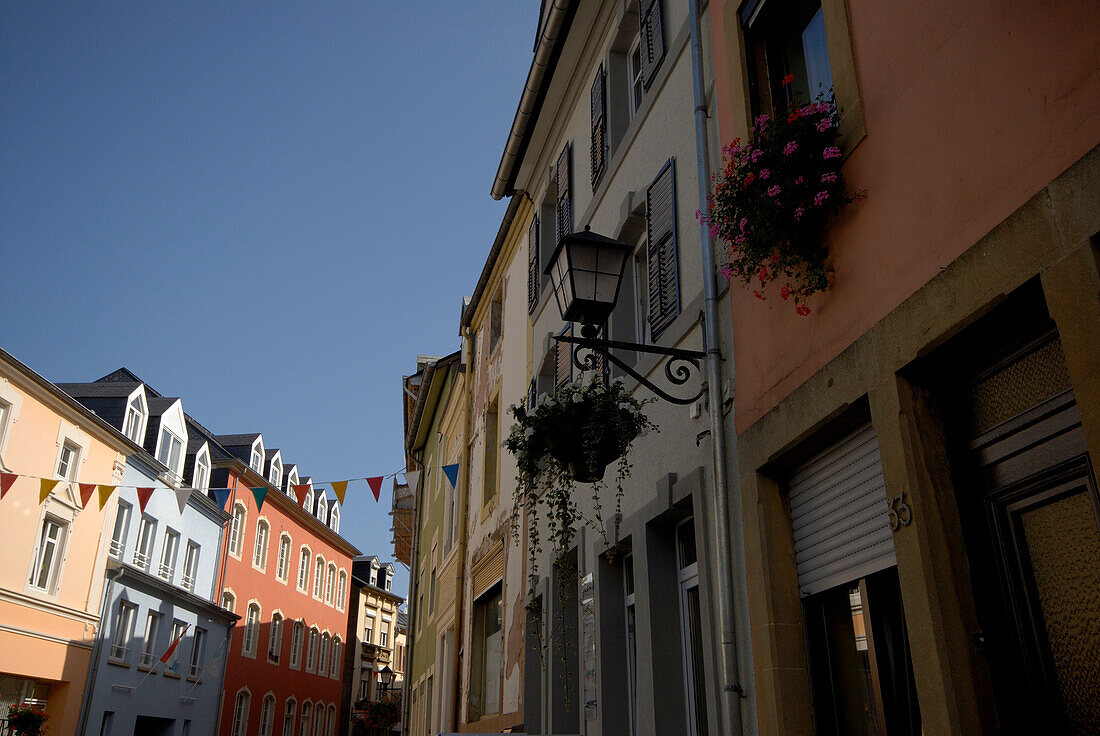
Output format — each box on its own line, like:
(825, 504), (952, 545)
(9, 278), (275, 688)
(574, 271), (597, 301)
(595, 272), (620, 302)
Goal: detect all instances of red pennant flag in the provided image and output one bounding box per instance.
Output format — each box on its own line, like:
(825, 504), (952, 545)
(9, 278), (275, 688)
(159, 622), (191, 664)
(292, 483), (310, 507)
(137, 487), (156, 513)
(1, 472), (17, 500)
(79, 483), (97, 508)
(366, 476), (384, 502)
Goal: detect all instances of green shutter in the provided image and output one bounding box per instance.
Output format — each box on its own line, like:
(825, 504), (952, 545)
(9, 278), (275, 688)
(638, 0), (665, 89)
(590, 65), (607, 188)
(646, 159), (679, 339)
(528, 215), (540, 314)
(555, 144), (573, 244)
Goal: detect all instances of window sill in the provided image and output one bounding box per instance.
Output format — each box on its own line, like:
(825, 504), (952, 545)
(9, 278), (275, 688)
(137, 664), (153, 673)
(163, 670), (182, 680)
(187, 676), (201, 684)
(107, 659), (130, 669)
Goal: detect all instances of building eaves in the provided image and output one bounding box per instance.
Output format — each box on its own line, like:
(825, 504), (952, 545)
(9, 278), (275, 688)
(459, 195), (522, 330)
(404, 351), (461, 454)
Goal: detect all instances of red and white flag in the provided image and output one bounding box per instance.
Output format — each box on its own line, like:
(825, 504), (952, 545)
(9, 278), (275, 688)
(160, 623), (191, 664)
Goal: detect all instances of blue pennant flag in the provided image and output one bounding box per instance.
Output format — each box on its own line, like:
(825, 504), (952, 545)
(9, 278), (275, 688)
(211, 488), (232, 511)
(442, 463), (460, 489)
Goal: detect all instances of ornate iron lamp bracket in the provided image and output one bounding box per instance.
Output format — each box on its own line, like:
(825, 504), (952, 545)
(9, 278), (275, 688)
(554, 333), (707, 405)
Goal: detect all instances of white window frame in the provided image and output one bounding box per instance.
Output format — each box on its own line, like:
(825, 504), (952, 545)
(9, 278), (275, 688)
(109, 501), (132, 559)
(628, 34), (644, 118)
(330, 637), (341, 679)
(222, 590), (236, 613)
(124, 390), (147, 444)
(192, 445), (211, 493)
(110, 600), (137, 662)
(53, 421), (88, 484)
(259, 693), (276, 736)
(328, 504), (340, 533)
(325, 563), (335, 605)
(276, 534), (291, 582)
(313, 556), (325, 599)
(297, 547), (311, 592)
(231, 689), (251, 736)
(253, 519), (270, 571)
(285, 467), (299, 498)
(282, 699), (297, 736)
(316, 495), (328, 523)
(269, 456), (282, 489)
(230, 503), (247, 558)
(289, 620), (304, 670)
(56, 440), (80, 481)
(250, 438), (264, 473)
(134, 515), (156, 571)
(243, 602), (261, 657)
(190, 626), (206, 679)
(182, 541), (200, 592)
(159, 528), (180, 582)
(303, 487), (314, 513)
(306, 628), (319, 673)
(156, 427), (184, 478)
(0, 379), (25, 465)
(139, 610), (161, 668)
(166, 619), (187, 672)
(318, 632), (330, 673)
(336, 571), (347, 611)
(676, 518), (704, 736)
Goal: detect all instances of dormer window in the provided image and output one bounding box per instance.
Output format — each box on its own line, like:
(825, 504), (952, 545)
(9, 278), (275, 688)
(316, 496), (328, 523)
(124, 393), (146, 443)
(328, 505), (340, 534)
(303, 487), (314, 513)
(269, 458), (282, 488)
(385, 572), (392, 592)
(286, 467), (299, 498)
(369, 567), (377, 587)
(157, 428), (184, 477)
(193, 446), (211, 493)
(250, 439), (264, 473)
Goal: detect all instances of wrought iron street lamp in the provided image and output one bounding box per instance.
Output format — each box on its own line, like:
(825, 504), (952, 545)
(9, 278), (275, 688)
(546, 227), (706, 404)
(377, 665), (394, 700)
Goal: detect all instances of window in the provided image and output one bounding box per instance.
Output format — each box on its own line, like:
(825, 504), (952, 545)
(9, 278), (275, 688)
(380, 628), (389, 648)
(222, 591), (236, 613)
(313, 557), (324, 598)
(429, 565), (437, 614)
(316, 495), (328, 523)
(384, 572), (392, 592)
(156, 428), (183, 476)
(637, 0), (666, 90)
(590, 64), (607, 187)
(109, 502), (132, 558)
(325, 564), (335, 604)
(29, 515), (67, 593)
(134, 515), (156, 570)
(182, 542), (200, 592)
(319, 633), (330, 673)
(488, 294), (503, 353)
(303, 487), (314, 513)
(250, 441), (263, 472)
(100, 712), (114, 736)
(743, 0), (833, 117)
(190, 627), (206, 678)
(276, 535), (291, 581)
(124, 394), (145, 443)
(110, 601), (136, 662)
(299, 702), (312, 736)
(159, 529), (180, 581)
(625, 554), (638, 736)
(326, 705), (337, 736)
(243, 603), (260, 656)
(328, 504), (340, 533)
(282, 699), (297, 736)
(645, 159), (680, 339)
(231, 690), (251, 736)
(306, 628), (319, 672)
(269, 458), (282, 488)
(254, 520), (270, 570)
(230, 504), (246, 556)
(330, 638), (341, 678)
(369, 567), (377, 587)
(167, 619), (187, 672)
(336, 571), (347, 610)
(298, 548), (311, 591)
(290, 620), (304, 669)
(364, 613), (374, 644)
(313, 707), (325, 736)
(528, 215), (541, 313)
(0, 399), (11, 452)
(676, 519), (707, 736)
(139, 611), (160, 668)
(483, 400), (499, 507)
(470, 584), (503, 719)
(628, 36), (644, 115)
(56, 441), (79, 480)
(259, 694), (275, 736)
(193, 448), (210, 493)
(269, 613), (283, 663)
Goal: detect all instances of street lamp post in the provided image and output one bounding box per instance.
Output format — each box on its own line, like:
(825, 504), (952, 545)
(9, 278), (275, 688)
(545, 227), (707, 404)
(376, 665), (394, 700)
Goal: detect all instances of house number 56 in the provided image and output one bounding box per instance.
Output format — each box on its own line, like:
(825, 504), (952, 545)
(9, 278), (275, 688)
(888, 492), (913, 531)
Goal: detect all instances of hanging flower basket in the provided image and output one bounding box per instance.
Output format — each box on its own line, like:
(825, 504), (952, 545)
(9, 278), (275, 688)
(7, 703), (48, 736)
(701, 78), (862, 314)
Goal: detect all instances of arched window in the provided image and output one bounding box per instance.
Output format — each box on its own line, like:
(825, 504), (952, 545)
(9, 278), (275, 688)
(325, 564), (335, 604)
(298, 547), (311, 591)
(313, 705), (326, 736)
(221, 590), (236, 613)
(336, 571), (347, 611)
(259, 693), (275, 736)
(289, 620), (304, 669)
(313, 556), (325, 598)
(268, 612), (283, 662)
(243, 603), (260, 656)
(282, 698), (297, 736)
(318, 632), (330, 673)
(276, 534), (291, 581)
(253, 520), (270, 569)
(326, 704), (337, 736)
(298, 701), (312, 736)
(230, 503), (247, 556)
(330, 637), (342, 678)
(306, 627), (319, 671)
(328, 504), (340, 533)
(231, 689), (251, 736)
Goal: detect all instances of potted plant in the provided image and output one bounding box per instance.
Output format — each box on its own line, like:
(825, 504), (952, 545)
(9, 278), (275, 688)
(701, 76), (862, 314)
(7, 703), (48, 736)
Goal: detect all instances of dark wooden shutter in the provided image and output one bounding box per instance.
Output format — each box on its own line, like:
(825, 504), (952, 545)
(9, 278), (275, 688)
(590, 66), (607, 188)
(555, 145), (573, 244)
(554, 324), (573, 394)
(646, 159), (679, 339)
(528, 215), (540, 314)
(638, 0), (665, 89)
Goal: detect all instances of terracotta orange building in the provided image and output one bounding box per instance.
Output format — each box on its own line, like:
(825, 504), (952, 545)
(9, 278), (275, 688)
(181, 421), (358, 736)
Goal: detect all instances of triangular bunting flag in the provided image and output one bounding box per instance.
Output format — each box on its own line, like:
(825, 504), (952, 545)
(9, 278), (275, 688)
(40, 478), (60, 503)
(175, 487), (192, 514)
(79, 483), (96, 508)
(403, 470), (420, 494)
(251, 487), (268, 511)
(330, 481), (348, 505)
(1, 472), (19, 500)
(97, 484), (116, 510)
(136, 487), (155, 513)
(442, 463), (460, 489)
(365, 476), (384, 502)
(292, 484), (310, 506)
(212, 488), (232, 511)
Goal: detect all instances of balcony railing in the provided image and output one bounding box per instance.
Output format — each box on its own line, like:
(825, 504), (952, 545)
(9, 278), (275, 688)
(109, 644), (129, 661)
(132, 551), (151, 570)
(109, 539), (125, 558)
(158, 564), (174, 581)
(181, 573), (195, 592)
(188, 663), (202, 679)
(138, 651), (156, 668)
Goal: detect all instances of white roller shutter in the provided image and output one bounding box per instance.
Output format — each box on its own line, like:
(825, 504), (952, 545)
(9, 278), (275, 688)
(788, 423), (896, 597)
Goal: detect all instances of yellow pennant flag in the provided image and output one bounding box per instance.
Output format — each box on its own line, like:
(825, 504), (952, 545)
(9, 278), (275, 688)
(331, 481), (349, 505)
(97, 484), (116, 510)
(39, 478), (60, 503)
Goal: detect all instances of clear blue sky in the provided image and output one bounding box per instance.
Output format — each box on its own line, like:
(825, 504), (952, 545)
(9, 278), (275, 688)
(1, 2), (540, 597)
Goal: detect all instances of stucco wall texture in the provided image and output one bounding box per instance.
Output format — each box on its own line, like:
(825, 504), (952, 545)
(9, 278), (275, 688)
(713, 0), (1100, 433)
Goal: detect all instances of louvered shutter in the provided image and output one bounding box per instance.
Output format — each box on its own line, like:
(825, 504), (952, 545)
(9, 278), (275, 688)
(638, 0), (665, 89)
(788, 423), (897, 597)
(590, 66), (607, 188)
(528, 216), (540, 314)
(554, 324), (573, 394)
(646, 159), (679, 339)
(555, 145), (573, 244)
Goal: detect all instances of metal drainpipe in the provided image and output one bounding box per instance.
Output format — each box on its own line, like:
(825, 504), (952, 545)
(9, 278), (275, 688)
(687, 0), (745, 734)
(76, 564), (122, 736)
(401, 446), (424, 736)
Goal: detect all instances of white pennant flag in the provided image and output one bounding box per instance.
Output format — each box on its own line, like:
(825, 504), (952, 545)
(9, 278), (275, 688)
(175, 487), (192, 514)
(403, 470), (420, 495)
